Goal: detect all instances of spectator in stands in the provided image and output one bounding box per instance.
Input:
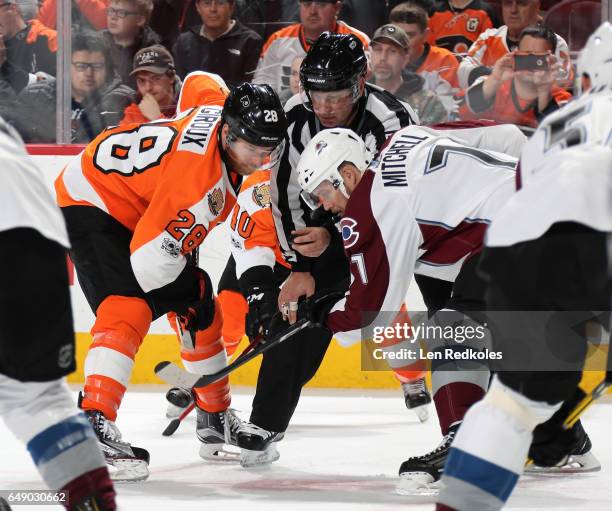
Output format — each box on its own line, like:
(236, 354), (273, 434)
(369, 23), (447, 124)
(102, 0), (161, 87)
(0, 0), (56, 94)
(279, 54), (303, 103)
(458, 0), (571, 88)
(172, 0), (262, 87)
(8, 30), (134, 143)
(427, 0), (499, 56)
(389, 4), (459, 116)
(37, 0), (109, 31)
(458, 25), (571, 128)
(120, 44), (179, 124)
(253, 0), (369, 95)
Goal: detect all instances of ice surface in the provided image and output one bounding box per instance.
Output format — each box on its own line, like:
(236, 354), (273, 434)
(1, 388), (611, 510)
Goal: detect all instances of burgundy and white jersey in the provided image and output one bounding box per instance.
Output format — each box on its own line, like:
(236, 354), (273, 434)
(327, 125), (519, 346)
(0, 120), (69, 248)
(520, 85), (612, 189)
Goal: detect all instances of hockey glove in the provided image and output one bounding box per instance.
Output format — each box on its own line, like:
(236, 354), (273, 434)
(176, 268), (216, 334)
(298, 290), (344, 329)
(245, 286), (278, 340)
(310, 206), (341, 227)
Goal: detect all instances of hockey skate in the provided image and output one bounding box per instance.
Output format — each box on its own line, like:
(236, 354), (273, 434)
(84, 409), (150, 482)
(237, 422), (284, 468)
(165, 387), (193, 419)
(525, 420), (601, 474)
(397, 422), (459, 494)
(401, 378), (431, 422)
(196, 407), (243, 461)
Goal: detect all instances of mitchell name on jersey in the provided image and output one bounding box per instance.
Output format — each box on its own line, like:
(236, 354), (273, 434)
(327, 125), (519, 346)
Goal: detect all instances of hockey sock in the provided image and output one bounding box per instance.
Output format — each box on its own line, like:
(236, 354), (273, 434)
(218, 289), (248, 357)
(179, 298), (231, 412)
(83, 296), (151, 421)
(437, 377), (560, 511)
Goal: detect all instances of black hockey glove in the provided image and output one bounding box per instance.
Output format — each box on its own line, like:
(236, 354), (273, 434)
(310, 206), (341, 227)
(245, 285), (278, 340)
(176, 267), (216, 333)
(298, 290), (345, 329)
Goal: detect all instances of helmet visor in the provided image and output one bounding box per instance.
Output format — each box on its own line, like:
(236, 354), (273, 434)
(299, 82), (360, 112)
(228, 137), (285, 172)
(300, 179), (338, 210)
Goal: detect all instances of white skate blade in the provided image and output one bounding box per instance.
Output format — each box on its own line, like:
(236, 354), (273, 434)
(525, 451), (601, 474)
(240, 446), (280, 468)
(108, 458), (149, 482)
(396, 472), (440, 496)
(412, 404), (430, 423)
(199, 443), (241, 462)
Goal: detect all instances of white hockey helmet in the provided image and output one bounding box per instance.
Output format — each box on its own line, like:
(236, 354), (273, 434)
(576, 22), (612, 89)
(297, 128), (371, 209)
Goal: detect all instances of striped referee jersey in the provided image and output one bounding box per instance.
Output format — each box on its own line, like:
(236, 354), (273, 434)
(271, 84), (419, 271)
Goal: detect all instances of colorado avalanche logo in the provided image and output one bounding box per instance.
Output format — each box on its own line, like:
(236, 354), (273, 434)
(240, 95), (250, 108)
(315, 140), (327, 155)
(341, 217), (359, 248)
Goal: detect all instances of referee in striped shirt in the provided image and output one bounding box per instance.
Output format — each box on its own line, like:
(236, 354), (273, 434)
(237, 31), (418, 462)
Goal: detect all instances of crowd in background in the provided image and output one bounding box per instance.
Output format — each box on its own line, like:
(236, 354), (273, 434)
(0, 0), (599, 143)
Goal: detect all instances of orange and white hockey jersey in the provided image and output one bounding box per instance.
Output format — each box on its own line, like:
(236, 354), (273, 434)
(176, 71), (230, 114)
(427, 0), (498, 56)
(55, 73), (240, 294)
(458, 25), (572, 89)
(227, 170), (290, 280)
(413, 43), (460, 115)
(252, 21), (370, 95)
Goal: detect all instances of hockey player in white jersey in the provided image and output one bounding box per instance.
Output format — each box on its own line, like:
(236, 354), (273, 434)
(0, 118), (117, 510)
(296, 122), (526, 487)
(436, 22), (612, 511)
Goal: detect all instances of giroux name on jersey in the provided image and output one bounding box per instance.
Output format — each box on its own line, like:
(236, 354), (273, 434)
(380, 133), (428, 187)
(178, 107), (221, 153)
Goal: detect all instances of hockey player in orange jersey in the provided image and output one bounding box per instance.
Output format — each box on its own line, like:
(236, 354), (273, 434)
(54, 71), (287, 480)
(164, 168), (292, 422)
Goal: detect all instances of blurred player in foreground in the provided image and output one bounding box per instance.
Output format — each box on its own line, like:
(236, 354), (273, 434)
(0, 117), (117, 509)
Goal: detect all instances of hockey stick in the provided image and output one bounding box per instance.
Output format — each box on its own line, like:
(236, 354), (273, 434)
(157, 290), (342, 435)
(160, 335), (265, 436)
(162, 402), (196, 436)
(563, 375), (611, 429)
(155, 317), (312, 389)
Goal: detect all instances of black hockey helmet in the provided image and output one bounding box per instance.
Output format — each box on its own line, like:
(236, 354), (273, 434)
(300, 32), (368, 93)
(222, 82), (287, 148)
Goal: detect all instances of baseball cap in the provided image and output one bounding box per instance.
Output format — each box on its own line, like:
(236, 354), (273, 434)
(131, 45), (175, 75)
(372, 24), (410, 51)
